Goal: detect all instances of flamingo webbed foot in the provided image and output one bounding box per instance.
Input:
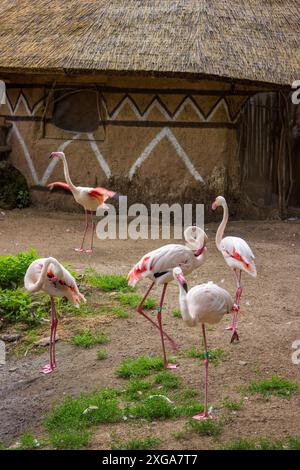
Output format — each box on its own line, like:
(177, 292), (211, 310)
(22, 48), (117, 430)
(166, 363), (178, 370)
(230, 330), (240, 343)
(41, 363), (56, 374)
(192, 412), (212, 421)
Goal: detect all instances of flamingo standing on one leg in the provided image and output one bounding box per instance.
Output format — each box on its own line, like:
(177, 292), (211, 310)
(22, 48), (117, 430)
(24, 257), (86, 374)
(173, 267), (235, 420)
(128, 226), (208, 369)
(48, 151), (119, 252)
(212, 196), (257, 342)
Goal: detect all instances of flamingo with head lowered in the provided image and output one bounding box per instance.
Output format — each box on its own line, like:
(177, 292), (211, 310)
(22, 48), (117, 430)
(173, 267), (235, 420)
(128, 226), (208, 369)
(24, 257), (86, 374)
(212, 196), (257, 342)
(48, 151), (119, 252)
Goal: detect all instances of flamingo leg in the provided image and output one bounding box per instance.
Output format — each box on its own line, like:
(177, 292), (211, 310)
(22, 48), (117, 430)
(228, 269), (242, 343)
(75, 209), (89, 252)
(85, 211), (96, 253)
(42, 297), (58, 374)
(157, 284), (178, 369)
(136, 282), (178, 351)
(193, 324), (211, 420)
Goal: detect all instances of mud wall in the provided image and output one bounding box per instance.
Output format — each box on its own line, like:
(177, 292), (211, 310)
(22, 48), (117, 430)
(0, 74), (259, 215)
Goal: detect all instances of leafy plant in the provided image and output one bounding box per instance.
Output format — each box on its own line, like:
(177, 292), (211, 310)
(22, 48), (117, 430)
(0, 249), (37, 289)
(172, 309), (181, 318)
(16, 190), (30, 209)
(112, 437), (161, 450)
(0, 288), (46, 324)
(154, 371), (181, 390)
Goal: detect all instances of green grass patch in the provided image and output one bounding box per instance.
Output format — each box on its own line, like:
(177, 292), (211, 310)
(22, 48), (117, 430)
(123, 379), (152, 401)
(221, 436), (300, 450)
(96, 349), (108, 361)
(116, 355), (166, 378)
(174, 401), (204, 418)
(117, 293), (155, 310)
(112, 437), (161, 450)
(72, 330), (109, 348)
(0, 249), (37, 289)
(154, 371), (181, 390)
(17, 433), (41, 450)
(0, 288), (47, 325)
(126, 395), (175, 421)
(172, 309), (181, 318)
(99, 306), (130, 318)
(187, 417), (223, 436)
(222, 396), (243, 411)
(50, 430), (90, 450)
(182, 347), (227, 365)
(247, 375), (298, 398)
(85, 270), (133, 292)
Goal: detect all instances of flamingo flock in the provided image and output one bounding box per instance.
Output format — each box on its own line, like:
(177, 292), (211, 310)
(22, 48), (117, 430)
(22, 149), (257, 421)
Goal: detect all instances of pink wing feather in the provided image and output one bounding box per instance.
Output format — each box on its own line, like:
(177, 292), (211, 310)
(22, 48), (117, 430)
(48, 182), (71, 192)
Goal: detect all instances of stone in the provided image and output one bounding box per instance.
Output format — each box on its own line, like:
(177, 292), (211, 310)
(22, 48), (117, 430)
(34, 336), (59, 347)
(0, 333), (21, 342)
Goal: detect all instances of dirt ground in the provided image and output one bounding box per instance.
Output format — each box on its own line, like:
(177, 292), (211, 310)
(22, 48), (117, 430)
(0, 208), (300, 449)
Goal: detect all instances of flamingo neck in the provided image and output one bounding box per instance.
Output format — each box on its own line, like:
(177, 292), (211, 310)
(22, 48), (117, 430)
(216, 199), (228, 250)
(61, 154), (77, 193)
(177, 284), (196, 327)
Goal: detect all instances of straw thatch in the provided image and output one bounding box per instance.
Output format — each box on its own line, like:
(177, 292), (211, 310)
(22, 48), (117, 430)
(0, 0), (299, 85)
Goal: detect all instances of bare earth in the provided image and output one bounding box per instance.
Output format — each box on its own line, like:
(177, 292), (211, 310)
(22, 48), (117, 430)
(0, 208), (300, 449)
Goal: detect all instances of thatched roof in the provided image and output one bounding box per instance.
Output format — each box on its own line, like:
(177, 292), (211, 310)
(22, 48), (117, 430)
(0, 0), (299, 86)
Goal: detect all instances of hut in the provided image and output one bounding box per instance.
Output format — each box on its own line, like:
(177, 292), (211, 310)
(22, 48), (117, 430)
(0, 1), (299, 217)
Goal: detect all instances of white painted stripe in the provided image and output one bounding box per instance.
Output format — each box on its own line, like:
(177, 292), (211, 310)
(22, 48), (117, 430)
(87, 133), (111, 178)
(128, 127), (204, 183)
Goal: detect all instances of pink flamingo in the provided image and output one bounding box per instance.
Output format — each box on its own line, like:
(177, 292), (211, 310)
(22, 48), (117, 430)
(173, 267), (234, 420)
(212, 196), (257, 342)
(24, 257), (86, 374)
(48, 151), (118, 252)
(128, 226), (208, 369)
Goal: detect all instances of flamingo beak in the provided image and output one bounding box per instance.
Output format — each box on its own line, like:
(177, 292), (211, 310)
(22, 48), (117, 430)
(49, 152), (58, 159)
(211, 201), (217, 210)
(177, 273), (188, 292)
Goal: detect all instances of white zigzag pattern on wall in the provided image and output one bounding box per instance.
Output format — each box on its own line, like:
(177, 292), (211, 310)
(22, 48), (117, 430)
(129, 127), (204, 183)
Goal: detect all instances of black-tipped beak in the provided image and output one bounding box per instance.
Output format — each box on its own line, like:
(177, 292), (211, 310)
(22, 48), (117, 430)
(49, 154), (53, 159)
(183, 283), (188, 293)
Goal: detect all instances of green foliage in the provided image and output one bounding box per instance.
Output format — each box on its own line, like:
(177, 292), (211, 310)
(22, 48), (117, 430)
(126, 395), (175, 421)
(116, 355), (165, 378)
(174, 401), (204, 418)
(247, 375), (298, 398)
(16, 190), (30, 209)
(154, 371), (181, 390)
(112, 437), (161, 450)
(221, 438), (256, 450)
(85, 270), (133, 292)
(96, 349), (108, 361)
(72, 330), (109, 348)
(172, 309), (181, 318)
(123, 379), (152, 401)
(99, 306), (130, 318)
(117, 293), (155, 310)
(187, 417), (223, 436)
(0, 288), (46, 324)
(222, 436), (300, 450)
(182, 347), (227, 365)
(18, 433), (41, 450)
(222, 396), (243, 411)
(49, 429), (90, 450)
(0, 249), (37, 289)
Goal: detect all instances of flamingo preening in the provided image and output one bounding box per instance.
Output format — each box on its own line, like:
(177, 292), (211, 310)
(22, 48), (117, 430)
(212, 196), (257, 342)
(173, 267), (234, 420)
(24, 257), (86, 374)
(128, 226), (208, 369)
(48, 151), (119, 252)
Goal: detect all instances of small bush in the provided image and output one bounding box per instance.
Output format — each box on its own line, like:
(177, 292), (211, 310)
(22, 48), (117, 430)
(0, 249), (37, 289)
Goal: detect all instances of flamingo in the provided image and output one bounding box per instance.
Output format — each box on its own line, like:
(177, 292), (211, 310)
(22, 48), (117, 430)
(173, 267), (235, 420)
(24, 257), (86, 374)
(128, 226), (208, 369)
(212, 196), (257, 342)
(48, 151), (119, 252)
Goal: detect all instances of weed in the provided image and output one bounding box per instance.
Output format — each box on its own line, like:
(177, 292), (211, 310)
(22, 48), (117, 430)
(117, 293), (155, 310)
(112, 437), (161, 450)
(187, 417), (223, 436)
(0, 249), (37, 289)
(222, 396), (243, 411)
(247, 375), (298, 398)
(182, 347), (227, 365)
(85, 270), (133, 292)
(96, 349), (108, 360)
(126, 395), (175, 421)
(72, 330), (109, 348)
(172, 309), (181, 318)
(123, 379), (152, 401)
(154, 371), (181, 390)
(116, 355), (165, 378)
